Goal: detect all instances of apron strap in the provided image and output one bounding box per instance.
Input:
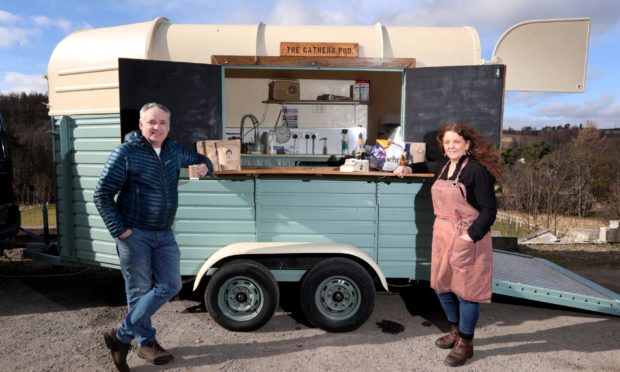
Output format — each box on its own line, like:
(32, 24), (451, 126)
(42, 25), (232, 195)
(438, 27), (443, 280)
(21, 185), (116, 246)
(454, 157), (470, 181)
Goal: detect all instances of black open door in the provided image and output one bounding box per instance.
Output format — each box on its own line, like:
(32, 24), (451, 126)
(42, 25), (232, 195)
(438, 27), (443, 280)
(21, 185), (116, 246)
(403, 65), (505, 162)
(118, 58), (223, 151)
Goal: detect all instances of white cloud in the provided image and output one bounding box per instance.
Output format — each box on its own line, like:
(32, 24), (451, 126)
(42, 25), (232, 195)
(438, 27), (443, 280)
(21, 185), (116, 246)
(0, 26), (33, 48)
(0, 10), (21, 23)
(0, 72), (48, 94)
(268, 0), (351, 25)
(535, 93), (620, 120)
(383, 0), (620, 35)
(31, 15), (73, 32)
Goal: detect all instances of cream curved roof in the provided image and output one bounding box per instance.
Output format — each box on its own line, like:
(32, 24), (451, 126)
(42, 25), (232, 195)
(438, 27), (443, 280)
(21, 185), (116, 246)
(47, 17), (481, 115)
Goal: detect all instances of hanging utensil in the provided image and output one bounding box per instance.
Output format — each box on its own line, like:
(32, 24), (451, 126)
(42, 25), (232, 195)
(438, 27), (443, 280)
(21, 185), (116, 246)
(273, 107), (292, 144)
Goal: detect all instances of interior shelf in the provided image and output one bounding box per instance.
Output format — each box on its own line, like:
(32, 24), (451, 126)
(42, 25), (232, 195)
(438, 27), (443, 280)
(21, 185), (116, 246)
(262, 99), (370, 105)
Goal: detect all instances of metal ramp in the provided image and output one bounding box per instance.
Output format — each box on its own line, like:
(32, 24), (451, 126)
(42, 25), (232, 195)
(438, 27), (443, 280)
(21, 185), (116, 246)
(493, 250), (620, 316)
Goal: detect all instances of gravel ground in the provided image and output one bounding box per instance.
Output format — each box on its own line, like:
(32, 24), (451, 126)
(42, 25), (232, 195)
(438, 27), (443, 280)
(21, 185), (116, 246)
(1, 245), (619, 372)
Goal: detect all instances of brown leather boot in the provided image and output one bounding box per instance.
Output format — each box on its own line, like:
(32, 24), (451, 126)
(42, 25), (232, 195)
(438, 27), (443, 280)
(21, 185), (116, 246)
(103, 329), (131, 372)
(445, 336), (474, 367)
(435, 325), (459, 349)
(138, 340), (174, 365)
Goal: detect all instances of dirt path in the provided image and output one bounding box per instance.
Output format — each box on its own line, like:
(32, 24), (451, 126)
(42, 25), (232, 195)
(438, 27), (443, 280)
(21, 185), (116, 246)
(1, 250), (619, 371)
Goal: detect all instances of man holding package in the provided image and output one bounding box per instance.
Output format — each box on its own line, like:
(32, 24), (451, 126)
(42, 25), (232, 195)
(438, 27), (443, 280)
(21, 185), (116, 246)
(94, 102), (212, 371)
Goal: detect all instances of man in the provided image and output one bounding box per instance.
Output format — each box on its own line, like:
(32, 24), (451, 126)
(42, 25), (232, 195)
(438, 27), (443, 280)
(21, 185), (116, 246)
(94, 102), (212, 371)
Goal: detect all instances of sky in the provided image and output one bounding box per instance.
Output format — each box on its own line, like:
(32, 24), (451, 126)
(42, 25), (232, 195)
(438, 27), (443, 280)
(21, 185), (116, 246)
(1, 0), (619, 130)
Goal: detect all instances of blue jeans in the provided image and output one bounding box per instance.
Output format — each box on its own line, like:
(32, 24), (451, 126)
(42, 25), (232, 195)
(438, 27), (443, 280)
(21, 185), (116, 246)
(114, 228), (182, 346)
(436, 292), (479, 336)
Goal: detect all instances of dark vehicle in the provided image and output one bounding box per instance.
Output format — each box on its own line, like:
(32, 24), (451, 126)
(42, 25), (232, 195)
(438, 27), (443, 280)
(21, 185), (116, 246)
(0, 113), (20, 248)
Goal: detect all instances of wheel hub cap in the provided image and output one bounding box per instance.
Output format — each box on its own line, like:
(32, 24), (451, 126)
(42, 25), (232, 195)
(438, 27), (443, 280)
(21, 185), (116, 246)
(218, 276), (264, 321)
(315, 276), (361, 320)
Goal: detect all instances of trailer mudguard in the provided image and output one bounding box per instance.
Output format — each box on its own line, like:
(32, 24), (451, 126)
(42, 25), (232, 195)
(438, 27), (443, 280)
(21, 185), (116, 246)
(192, 242), (389, 292)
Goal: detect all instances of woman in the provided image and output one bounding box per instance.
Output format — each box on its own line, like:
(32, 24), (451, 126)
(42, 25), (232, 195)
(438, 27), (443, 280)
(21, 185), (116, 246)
(394, 122), (502, 367)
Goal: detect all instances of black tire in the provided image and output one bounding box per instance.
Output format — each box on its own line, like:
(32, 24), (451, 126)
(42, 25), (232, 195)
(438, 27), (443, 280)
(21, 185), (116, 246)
(205, 259), (279, 332)
(300, 257), (375, 332)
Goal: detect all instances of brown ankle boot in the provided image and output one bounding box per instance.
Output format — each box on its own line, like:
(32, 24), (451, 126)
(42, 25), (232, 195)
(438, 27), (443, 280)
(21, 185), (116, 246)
(445, 336), (474, 367)
(435, 325), (459, 349)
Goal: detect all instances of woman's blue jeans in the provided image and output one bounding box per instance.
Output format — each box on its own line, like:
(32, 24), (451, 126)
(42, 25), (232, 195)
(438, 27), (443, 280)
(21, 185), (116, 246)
(114, 228), (182, 346)
(436, 292), (479, 335)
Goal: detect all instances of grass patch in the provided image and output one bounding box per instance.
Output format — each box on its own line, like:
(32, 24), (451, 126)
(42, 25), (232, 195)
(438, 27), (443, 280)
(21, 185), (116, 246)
(19, 204), (57, 228)
(492, 218), (536, 238)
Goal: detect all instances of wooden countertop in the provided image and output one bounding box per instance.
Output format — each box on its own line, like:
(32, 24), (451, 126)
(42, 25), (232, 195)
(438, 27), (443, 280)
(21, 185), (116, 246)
(213, 166), (434, 178)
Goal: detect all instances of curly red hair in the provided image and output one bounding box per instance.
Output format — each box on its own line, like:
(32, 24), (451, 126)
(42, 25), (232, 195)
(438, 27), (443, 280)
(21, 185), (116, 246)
(437, 122), (502, 180)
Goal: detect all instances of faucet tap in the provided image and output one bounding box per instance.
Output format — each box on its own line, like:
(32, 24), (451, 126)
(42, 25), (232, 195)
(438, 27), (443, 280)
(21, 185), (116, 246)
(240, 114), (259, 153)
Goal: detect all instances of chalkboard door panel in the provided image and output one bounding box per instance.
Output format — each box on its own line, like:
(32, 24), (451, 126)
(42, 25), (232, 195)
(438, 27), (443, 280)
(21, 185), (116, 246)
(403, 65), (505, 162)
(118, 58), (223, 151)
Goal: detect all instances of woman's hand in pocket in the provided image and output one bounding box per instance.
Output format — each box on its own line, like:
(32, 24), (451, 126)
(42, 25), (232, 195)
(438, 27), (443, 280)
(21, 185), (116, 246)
(459, 233), (473, 242)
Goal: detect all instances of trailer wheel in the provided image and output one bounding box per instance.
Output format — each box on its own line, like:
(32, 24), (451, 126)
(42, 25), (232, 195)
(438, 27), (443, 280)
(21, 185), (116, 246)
(205, 259), (279, 332)
(300, 257), (375, 332)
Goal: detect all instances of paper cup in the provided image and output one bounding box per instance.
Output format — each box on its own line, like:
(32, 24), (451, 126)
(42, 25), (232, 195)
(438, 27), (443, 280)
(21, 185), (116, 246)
(189, 165), (200, 180)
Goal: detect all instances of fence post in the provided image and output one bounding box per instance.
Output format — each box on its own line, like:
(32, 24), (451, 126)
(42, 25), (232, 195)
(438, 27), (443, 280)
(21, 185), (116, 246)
(42, 202), (50, 245)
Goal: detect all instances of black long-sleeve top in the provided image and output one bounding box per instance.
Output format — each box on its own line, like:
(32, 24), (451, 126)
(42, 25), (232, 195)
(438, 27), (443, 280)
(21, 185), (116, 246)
(409, 155), (497, 242)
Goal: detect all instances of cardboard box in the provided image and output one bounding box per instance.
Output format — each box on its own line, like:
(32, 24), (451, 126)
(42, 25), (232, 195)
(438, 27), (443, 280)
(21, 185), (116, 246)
(215, 140), (241, 171)
(196, 140), (219, 172)
(196, 139), (241, 171)
(407, 142), (426, 164)
(340, 158), (369, 172)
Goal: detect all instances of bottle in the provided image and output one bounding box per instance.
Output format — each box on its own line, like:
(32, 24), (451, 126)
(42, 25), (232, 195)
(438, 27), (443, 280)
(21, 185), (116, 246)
(266, 131), (276, 154)
(341, 129), (349, 155)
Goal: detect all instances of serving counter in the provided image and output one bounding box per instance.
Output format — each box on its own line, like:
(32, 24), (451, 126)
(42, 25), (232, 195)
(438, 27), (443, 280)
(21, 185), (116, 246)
(214, 166), (434, 178)
(176, 166), (435, 280)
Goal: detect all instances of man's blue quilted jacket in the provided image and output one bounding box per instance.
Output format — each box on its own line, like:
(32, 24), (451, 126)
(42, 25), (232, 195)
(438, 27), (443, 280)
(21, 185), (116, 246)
(93, 130), (213, 238)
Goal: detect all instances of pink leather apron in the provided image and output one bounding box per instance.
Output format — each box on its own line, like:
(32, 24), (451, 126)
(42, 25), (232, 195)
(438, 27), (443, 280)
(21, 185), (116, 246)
(430, 158), (493, 303)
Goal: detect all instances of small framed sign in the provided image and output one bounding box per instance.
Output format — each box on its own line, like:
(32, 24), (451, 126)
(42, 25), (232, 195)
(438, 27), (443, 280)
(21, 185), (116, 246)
(280, 42), (359, 57)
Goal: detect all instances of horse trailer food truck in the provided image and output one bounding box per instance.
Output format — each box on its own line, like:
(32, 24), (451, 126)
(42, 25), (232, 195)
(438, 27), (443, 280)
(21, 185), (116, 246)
(29, 17), (619, 332)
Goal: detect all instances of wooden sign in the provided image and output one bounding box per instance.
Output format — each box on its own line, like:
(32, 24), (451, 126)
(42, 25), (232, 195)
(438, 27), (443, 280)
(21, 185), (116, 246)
(280, 42), (359, 57)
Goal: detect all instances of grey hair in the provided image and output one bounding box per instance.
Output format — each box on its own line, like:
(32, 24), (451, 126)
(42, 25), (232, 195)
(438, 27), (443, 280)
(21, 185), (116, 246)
(139, 102), (171, 121)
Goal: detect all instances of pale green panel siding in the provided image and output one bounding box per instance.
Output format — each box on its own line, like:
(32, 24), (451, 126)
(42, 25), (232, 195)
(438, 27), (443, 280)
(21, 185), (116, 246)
(53, 114), (122, 267)
(175, 178), (256, 270)
(75, 251), (120, 266)
(73, 138), (120, 151)
(174, 220), (255, 233)
(175, 206), (253, 220)
(379, 247), (417, 261)
(259, 179), (374, 194)
(260, 233), (375, 254)
(181, 261), (204, 275)
(260, 221), (375, 234)
(72, 177), (100, 190)
(377, 180), (434, 280)
(259, 194), (375, 208)
(260, 207), (375, 221)
(74, 151), (114, 164)
(52, 117), (69, 257)
(177, 193), (253, 206)
(177, 246), (220, 259)
(74, 165), (105, 178)
(73, 190), (94, 202)
(80, 203), (100, 215)
(256, 179), (377, 258)
(379, 221), (433, 234)
(176, 234), (257, 247)
(75, 226), (113, 242)
(74, 201), (95, 215)
(73, 124), (121, 138)
(178, 179), (253, 193)
(83, 214), (106, 229)
(380, 261), (430, 279)
(75, 238), (117, 256)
